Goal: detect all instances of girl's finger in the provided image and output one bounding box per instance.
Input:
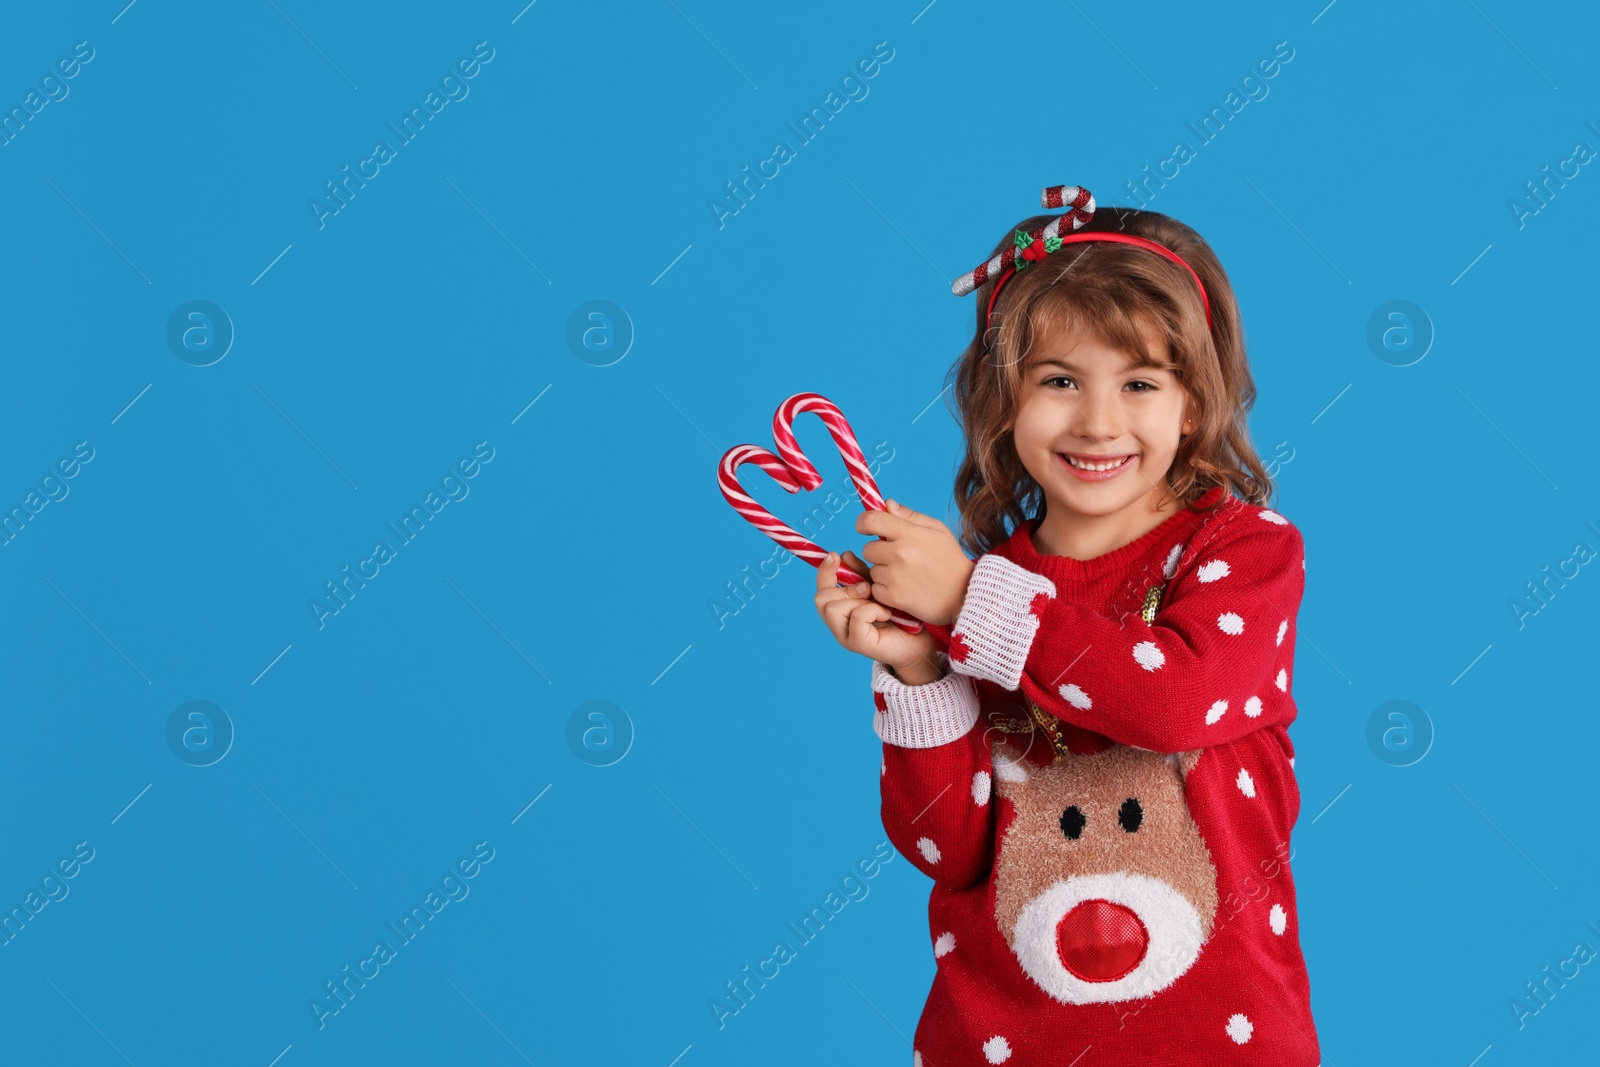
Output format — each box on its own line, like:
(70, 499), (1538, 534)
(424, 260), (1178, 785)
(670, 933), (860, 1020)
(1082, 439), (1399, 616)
(846, 598), (889, 643)
(815, 551), (839, 593)
(824, 596), (868, 643)
(848, 596), (887, 628)
(820, 596), (846, 634)
(816, 556), (853, 615)
(887, 499), (942, 530)
(838, 550), (872, 597)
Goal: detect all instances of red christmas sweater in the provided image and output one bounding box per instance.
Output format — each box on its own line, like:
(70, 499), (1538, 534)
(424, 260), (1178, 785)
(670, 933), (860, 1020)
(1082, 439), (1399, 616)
(869, 485), (1320, 1066)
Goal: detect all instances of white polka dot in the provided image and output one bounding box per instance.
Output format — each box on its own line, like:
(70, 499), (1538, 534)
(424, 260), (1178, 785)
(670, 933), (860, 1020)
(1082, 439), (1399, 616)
(933, 931), (956, 958)
(1302, 556), (1306, 570)
(1163, 543), (1184, 578)
(1059, 683), (1092, 709)
(1226, 1012), (1254, 1043)
(972, 771), (991, 806)
(983, 1035), (1012, 1063)
(1217, 611), (1244, 635)
(881, 759), (887, 777)
(916, 837), (941, 864)
(1236, 768), (1256, 797)
(1275, 667), (1288, 691)
(1133, 641), (1165, 670)
(913, 1053), (924, 1067)
(1244, 695), (1263, 718)
(1288, 755), (1295, 769)
(1205, 699), (1228, 725)
(1275, 619), (1288, 646)
(1196, 559), (1230, 583)
(1259, 509), (1288, 525)
(1269, 903), (1287, 935)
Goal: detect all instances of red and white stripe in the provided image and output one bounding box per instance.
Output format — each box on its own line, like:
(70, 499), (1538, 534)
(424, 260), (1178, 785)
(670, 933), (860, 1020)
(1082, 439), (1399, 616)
(950, 184), (1095, 297)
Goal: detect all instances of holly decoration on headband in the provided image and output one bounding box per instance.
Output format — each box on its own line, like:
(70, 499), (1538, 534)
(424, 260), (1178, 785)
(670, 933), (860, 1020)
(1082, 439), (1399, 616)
(1011, 227), (1064, 272)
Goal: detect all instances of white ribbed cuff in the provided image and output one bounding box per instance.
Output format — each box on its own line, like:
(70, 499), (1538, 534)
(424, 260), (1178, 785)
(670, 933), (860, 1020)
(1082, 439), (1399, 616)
(947, 554), (1056, 691)
(870, 653), (980, 749)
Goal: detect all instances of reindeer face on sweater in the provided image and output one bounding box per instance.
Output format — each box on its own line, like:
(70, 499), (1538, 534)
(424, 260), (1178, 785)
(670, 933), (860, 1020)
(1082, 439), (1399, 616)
(990, 735), (1219, 1005)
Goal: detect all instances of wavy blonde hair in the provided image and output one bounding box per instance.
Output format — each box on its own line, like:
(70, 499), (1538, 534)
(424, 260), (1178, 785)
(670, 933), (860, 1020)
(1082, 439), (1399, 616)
(944, 205), (1274, 557)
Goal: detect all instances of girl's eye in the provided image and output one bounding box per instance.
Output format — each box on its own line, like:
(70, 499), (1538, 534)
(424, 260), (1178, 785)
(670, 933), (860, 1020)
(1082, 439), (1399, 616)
(1041, 377), (1156, 392)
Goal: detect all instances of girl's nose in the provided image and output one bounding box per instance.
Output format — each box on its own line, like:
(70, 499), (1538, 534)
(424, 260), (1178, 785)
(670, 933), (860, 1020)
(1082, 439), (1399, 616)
(1070, 390), (1122, 441)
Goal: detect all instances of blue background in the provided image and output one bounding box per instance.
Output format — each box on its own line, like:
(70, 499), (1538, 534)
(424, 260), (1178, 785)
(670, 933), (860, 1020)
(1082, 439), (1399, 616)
(1, 0), (1595, 1064)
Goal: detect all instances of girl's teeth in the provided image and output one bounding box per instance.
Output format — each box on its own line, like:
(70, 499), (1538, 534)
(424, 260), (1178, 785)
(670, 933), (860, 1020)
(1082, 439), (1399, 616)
(1067, 455), (1130, 472)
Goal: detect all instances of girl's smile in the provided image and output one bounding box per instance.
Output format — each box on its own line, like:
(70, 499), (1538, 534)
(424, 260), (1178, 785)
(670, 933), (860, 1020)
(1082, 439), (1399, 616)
(1058, 451), (1138, 480)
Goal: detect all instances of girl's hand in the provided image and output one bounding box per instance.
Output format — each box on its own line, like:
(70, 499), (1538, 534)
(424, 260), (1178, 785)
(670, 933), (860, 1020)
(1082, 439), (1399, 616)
(855, 500), (977, 627)
(815, 551), (940, 679)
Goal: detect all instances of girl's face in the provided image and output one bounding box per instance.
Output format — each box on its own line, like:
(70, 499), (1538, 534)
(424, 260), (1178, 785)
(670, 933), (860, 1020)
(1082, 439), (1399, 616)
(1009, 314), (1197, 530)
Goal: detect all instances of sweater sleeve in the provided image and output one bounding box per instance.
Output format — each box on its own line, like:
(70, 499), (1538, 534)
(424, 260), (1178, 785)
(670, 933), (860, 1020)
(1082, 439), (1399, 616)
(871, 652), (995, 891)
(944, 507), (1306, 753)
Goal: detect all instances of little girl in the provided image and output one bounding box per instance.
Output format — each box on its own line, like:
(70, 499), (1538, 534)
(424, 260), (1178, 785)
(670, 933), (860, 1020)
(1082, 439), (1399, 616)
(814, 186), (1319, 1066)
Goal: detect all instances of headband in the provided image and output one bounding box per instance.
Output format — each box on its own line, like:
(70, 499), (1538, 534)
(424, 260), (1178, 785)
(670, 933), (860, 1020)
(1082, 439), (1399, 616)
(951, 184), (1214, 333)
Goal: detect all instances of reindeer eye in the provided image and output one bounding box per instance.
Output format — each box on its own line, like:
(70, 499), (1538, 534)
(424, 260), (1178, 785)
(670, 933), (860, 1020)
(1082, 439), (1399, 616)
(1119, 798), (1143, 832)
(1059, 806), (1086, 840)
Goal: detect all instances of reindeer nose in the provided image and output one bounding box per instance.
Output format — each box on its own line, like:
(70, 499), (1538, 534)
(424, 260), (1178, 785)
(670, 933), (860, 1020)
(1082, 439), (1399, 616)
(1056, 899), (1149, 981)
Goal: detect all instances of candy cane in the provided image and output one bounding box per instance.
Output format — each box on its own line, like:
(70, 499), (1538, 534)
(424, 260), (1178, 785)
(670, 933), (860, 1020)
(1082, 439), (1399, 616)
(717, 393), (924, 634)
(950, 184), (1095, 297)
(770, 392), (886, 507)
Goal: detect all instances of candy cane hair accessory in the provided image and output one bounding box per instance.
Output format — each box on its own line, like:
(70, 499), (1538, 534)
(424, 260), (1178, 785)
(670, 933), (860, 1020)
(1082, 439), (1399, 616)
(951, 184), (1214, 334)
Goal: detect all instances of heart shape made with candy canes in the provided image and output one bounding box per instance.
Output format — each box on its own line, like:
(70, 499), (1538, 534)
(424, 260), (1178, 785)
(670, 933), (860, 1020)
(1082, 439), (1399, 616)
(717, 392), (924, 634)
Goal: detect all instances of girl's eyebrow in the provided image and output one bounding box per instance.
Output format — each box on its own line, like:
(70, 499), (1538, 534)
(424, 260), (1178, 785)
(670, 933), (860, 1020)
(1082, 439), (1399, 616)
(1029, 356), (1137, 373)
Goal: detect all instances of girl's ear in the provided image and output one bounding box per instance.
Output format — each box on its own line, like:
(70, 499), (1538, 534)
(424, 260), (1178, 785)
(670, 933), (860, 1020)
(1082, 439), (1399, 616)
(1181, 400), (1200, 435)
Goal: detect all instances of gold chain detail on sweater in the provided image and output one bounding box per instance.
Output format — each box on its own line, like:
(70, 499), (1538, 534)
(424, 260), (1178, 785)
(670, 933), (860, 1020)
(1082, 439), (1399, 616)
(1025, 696), (1072, 761)
(1141, 583), (1165, 623)
(989, 715), (1033, 734)
(988, 701), (1072, 762)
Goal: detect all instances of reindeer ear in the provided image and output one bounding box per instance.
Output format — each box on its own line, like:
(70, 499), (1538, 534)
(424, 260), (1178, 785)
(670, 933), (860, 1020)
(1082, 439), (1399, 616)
(992, 741), (1031, 784)
(1165, 749), (1203, 779)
